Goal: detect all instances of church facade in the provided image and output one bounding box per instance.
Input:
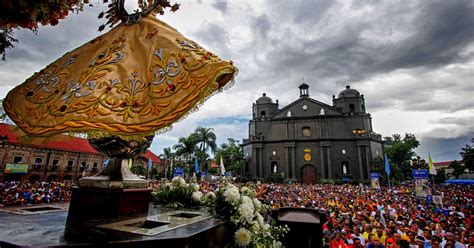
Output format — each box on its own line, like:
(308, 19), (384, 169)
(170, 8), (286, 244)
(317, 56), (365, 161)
(241, 84), (384, 183)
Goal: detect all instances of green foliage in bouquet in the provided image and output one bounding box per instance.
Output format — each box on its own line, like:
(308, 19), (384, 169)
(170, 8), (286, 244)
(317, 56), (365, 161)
(209, 178), (289, 248)
(152, 176), (202, 209)
(153, 177), (289, 247)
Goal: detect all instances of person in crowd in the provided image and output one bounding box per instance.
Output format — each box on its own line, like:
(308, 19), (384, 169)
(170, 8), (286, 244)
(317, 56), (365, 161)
(1, 181), (72, 206)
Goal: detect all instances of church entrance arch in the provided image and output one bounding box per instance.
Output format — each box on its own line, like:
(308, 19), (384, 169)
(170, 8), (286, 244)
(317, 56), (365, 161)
(28, 174), (41, 182)
(301, 165), (317, 184)
(46, 175), (57, 182)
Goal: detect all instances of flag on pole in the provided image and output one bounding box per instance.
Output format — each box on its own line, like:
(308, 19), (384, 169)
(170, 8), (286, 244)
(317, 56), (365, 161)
(220, 156), (226, 176)
(429, 153), (437, 175)
(194, 157), (199, 175)
(148, 156), (153, 171)
(103, 159), (110, 168)
(384, 154), (390, 176)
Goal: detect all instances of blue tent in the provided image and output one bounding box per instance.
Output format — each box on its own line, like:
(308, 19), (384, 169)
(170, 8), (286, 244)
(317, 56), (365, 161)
(444, 179), (474, 185)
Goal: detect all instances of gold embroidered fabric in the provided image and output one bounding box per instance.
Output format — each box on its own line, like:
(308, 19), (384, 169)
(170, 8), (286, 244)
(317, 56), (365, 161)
(4, 16), (237, 140)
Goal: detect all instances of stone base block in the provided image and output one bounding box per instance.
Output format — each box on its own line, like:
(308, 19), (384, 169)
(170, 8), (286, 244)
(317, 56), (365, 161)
(67, 186), (152, 220)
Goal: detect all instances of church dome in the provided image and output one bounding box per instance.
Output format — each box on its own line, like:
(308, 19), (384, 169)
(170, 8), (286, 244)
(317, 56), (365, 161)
(338, 85), (360, 98)
(256, 93), (273, 104)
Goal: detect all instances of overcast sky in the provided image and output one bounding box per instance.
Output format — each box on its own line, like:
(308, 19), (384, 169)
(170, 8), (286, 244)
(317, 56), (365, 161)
(0, 0), (473, 162)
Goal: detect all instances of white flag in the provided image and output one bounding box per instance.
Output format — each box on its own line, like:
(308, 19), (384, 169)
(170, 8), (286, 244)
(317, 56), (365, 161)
(220, 156), (226, 176)
(429, 154), (437, 175)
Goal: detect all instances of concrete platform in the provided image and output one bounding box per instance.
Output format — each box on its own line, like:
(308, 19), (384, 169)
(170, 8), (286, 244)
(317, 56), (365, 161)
(0, 204), (228, 248)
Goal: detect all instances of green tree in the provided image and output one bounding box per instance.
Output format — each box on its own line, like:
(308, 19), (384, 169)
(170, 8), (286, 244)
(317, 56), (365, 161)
(371, 155), (384, 173)
(434, 168), (447, 184)
(131, 165), (147, 176)
(215, 138), (244, 175)
(173, 135), (197, 177)
(191, 127), (217, 153)
(384, 133), (420, 181)
(173, 135), (197, 162)
(460, 139), (473, 172)
(448, 160), (465, 179)
(411, 156), (428, 169)
(194, 150), (210, 172)
(159, 147), (175, 178)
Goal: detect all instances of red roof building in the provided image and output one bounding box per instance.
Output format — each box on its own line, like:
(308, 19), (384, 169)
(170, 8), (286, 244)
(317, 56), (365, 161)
(0, 123), (160, 182)
(433, 161), (454, 169)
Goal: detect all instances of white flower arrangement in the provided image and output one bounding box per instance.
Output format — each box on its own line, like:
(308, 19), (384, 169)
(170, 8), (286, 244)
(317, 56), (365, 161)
(152, 176), (201, 208)
(192, 191), (203, 203)
(153, 177), (289, 247)
(234, 227), (252, 247)
(213, 179), (289, 247)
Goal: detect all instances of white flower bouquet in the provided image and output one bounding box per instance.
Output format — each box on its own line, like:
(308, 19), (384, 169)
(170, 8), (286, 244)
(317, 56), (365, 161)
(152, 176), (202, 208)
(211, 179), (289, 247)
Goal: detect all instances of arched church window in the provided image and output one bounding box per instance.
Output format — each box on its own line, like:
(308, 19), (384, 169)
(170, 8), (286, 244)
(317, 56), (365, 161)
(271, 161), (278, 173)
(302, 126), (311, 137)
(287, 111), (292, 117)
(349, 104), (355, 112)
(341, 161), (349, 174)
(261, 111), (266, 118)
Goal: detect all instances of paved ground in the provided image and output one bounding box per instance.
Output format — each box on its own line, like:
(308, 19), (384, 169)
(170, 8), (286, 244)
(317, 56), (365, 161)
(0, 203), (70, 215)
(0, 206), (70, 246)
(0, 204), (226, 247)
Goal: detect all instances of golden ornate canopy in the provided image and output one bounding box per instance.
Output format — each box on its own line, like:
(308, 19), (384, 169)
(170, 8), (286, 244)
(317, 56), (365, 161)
(3, 15), (237, 140)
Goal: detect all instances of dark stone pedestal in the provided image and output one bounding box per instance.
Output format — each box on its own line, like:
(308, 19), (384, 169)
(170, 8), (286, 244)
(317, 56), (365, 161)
(67, 186), (152, 219)
(65, 186), (152, 240)
(274, 208), (326, 248)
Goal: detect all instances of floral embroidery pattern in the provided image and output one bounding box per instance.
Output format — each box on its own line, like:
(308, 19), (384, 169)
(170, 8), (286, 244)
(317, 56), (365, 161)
(3, 17), (237, 140)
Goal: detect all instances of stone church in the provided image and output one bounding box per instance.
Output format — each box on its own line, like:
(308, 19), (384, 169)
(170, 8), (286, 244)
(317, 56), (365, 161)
(241, 83), (384, 183)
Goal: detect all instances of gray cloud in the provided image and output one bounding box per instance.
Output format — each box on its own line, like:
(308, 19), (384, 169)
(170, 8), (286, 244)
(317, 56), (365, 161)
(0, 1), (472, 161)
(212, 1), (228, 14)
(416, 136), (471, 162)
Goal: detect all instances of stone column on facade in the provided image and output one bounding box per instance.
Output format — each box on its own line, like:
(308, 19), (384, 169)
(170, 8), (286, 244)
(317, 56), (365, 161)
(291, 147), (296, 180)
(326, 147), (332, 178)
(320, 146), (326, 179)
(252, 148), (258, 178)
(365, 146), (371, 179)
(285, 147), (290, 178)
(357, 146), (364, 179)
(259, 148), (264, 178)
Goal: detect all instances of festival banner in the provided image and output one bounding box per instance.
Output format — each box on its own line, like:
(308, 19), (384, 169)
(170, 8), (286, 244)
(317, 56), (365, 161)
(413, 169), (430, 198)
(173, 168), (184, 178)
(4, 163), (29, 174)
(370, 173), (381, 189)
(432, 195), (443, 207)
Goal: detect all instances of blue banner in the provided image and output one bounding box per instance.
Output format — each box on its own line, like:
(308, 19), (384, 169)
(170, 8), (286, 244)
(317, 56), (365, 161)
(173, 168), (184, 178)
(412, 169), (429, 179)
(370, 173), (380, 179)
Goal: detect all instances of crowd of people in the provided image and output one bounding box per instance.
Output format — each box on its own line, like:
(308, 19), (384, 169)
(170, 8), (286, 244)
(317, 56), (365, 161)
(257, 183), (473, 248)
(1, 178), (472, 247)
(0, 181), (72, 206)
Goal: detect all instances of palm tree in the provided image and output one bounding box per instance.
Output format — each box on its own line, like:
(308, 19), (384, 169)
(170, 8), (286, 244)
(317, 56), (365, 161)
(192, 127), (217, 154)
(159, 147), (174, 177)
(194, 150), (210, 172)
(173, 135), (197, 163)
(159, 147), (174, 162)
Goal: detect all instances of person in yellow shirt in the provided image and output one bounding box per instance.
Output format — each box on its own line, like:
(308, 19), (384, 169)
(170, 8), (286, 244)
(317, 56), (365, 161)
(363, 225), (373, 241)
(375, 227), (387, 245)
